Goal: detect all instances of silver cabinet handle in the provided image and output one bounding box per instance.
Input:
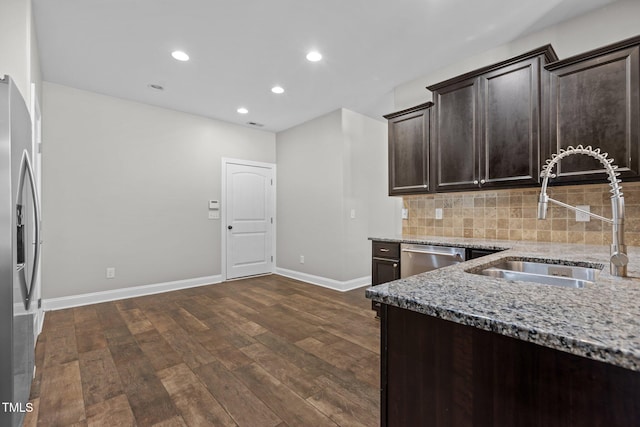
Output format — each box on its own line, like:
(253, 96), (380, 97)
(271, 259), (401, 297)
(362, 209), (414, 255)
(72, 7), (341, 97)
(379, 248), (390, 252)
(480, 179), (486, 184)
(473, 180), (479, 185)
(16, 150), (40, 310)
(393, 263), (398, 268)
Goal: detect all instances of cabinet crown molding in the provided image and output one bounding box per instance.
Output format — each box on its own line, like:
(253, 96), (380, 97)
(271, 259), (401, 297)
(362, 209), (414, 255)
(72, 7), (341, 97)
(545, 34), (640, 71)
(383, 101), (433, 120)
(426, 44), (558, 92)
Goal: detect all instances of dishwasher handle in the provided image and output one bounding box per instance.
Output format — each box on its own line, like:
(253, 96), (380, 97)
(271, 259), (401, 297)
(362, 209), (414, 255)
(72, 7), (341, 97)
(401, 248), (464, 259)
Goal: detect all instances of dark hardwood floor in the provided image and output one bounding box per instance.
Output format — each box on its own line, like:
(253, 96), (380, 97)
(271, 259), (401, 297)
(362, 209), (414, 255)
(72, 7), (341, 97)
(25, 275), (380, 426)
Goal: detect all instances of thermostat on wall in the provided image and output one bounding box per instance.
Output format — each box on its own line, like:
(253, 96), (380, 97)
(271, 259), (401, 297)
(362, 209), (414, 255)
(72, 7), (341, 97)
(209, 200), (219, 210)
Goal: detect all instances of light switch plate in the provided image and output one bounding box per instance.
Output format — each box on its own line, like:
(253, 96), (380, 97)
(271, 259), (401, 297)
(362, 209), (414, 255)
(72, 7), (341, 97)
(435, 208), (443, 220)
(208, 211), (220, 220)
(576, 205), (590, 222)
(401, 208), (408, 219)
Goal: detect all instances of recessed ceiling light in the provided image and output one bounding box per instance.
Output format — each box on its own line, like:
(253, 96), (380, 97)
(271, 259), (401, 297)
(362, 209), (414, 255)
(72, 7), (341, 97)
(237, 107), (249, 114)
(171, 50), (189, 61)
(148, 84), (164, 91)
(306, 51), (322, 62)
(271, 86), (285, 94)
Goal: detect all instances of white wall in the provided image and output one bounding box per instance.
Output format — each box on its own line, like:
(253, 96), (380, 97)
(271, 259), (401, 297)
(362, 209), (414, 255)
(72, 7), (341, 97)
(41, 83), (275, 299)
(276, 110), (347, 280)
(343, 109), (402, 279)
(394, 0), (640, 110)
(276, 108), (401, 285)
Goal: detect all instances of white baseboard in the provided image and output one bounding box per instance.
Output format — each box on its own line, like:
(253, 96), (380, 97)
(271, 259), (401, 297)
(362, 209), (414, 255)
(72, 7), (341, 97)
(275, 268), (371, 292)
(42, 275), (222, 311)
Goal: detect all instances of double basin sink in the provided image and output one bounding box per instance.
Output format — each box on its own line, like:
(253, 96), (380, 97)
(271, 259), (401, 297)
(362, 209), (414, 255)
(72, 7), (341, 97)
(468, 258), (604, 288)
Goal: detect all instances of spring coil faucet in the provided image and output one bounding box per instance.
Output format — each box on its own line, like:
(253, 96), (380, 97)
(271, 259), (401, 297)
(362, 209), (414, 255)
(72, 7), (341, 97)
(538, 145), (628, 277)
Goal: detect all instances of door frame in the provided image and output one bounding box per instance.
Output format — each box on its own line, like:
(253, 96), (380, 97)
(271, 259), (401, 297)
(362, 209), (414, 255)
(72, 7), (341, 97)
(221, 158), (276, 281)
(30, 83), (43, 336)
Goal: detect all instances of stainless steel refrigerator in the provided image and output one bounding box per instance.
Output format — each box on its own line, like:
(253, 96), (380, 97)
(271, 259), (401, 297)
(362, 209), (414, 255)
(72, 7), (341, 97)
(0, 75), (41, 427)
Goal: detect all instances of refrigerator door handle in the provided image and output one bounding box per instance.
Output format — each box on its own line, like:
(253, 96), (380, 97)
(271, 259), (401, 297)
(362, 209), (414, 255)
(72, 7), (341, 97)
(16, 149), (40, 310)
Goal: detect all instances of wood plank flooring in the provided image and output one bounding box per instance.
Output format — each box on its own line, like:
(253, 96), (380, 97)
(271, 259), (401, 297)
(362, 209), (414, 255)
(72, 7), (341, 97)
(25, 275), (380, 426)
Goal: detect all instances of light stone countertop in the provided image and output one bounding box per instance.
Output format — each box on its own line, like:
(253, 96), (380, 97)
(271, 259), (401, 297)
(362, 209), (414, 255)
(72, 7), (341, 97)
(365, 235), (640, 371)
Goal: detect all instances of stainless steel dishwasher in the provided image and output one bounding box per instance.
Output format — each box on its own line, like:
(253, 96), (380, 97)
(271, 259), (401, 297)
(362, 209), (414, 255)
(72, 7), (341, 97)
(400, 243), (466, 278)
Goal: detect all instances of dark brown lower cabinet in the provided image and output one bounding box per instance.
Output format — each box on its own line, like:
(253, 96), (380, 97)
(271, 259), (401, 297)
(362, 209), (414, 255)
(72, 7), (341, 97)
(371, 241), (400, 317)
(372, 257), (400, 285)
(381, 304), (640, 427)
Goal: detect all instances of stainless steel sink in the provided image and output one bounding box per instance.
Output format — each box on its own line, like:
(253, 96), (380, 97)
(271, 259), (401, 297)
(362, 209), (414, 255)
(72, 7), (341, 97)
(472, 259), (603, 288)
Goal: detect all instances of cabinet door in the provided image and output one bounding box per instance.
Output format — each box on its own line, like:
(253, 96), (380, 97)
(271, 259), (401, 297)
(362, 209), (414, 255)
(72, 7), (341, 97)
(480, 57), (542, 187)
(372, 257), (400, 317)
(432, 78), (480, 192)
(372, 257), (400, 286)
(387, 105), (431, 195)
(547, 43), (640, 182)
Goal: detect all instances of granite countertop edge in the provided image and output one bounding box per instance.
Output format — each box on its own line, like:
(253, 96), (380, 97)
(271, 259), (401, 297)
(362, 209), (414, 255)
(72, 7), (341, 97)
(366, 235), (640, 372)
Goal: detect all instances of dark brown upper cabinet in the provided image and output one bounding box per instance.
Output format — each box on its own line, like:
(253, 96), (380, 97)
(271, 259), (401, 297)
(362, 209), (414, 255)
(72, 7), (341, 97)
(428, 45), (558, 192)
(545, 36), (640, 183)
(384, 102), (433, 195)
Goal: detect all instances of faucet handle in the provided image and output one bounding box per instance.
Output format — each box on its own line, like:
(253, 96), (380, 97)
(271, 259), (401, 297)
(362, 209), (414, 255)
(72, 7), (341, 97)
(610, 251), (628, 277)
(611, 252), (629, 267)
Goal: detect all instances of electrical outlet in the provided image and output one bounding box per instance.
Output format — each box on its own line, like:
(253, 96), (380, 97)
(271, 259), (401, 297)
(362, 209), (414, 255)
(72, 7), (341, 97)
(435, 208), (443, 220)
(401, 208), (409, 219)
(350, 209), (356, 219)
(299, 255), (305, 264)
(576, 205), (591, 222)
(106, 267), (116, 279)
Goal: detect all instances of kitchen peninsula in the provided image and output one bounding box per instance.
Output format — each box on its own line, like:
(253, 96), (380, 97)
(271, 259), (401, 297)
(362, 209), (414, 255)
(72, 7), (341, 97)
(366, 236), (640, 427)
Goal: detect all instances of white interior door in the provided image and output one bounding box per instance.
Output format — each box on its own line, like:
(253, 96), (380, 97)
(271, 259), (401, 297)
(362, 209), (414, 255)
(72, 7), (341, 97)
(225, 161), (274, 280)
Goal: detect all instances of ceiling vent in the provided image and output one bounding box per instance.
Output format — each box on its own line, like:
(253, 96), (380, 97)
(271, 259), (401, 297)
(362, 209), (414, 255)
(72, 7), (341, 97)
(247, 121), (264, 127)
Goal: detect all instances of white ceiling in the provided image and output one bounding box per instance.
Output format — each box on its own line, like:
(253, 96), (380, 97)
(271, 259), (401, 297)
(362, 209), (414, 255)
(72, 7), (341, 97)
(32, 0), (617, 132)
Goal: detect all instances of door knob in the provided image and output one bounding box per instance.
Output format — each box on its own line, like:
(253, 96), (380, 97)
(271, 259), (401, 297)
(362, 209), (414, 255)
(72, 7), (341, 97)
(228, 225), (233, 230)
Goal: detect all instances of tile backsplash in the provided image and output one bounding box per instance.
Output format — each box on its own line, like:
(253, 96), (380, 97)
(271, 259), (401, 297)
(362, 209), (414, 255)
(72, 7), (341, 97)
(402, 182), (640, 246)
